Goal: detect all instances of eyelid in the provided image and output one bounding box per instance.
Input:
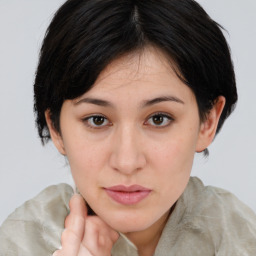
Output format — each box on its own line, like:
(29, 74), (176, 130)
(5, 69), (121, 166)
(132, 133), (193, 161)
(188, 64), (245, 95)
(144, 112), (174, 127)
(82, 114), (112, 129)
(81, 112), (174, 129)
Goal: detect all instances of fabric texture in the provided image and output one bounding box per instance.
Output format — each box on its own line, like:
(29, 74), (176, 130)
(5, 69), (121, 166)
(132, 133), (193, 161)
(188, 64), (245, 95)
(0, 177), (256, 256)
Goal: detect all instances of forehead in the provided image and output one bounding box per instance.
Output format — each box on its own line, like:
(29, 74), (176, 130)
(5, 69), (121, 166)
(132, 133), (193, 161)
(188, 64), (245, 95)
(75, 47), (195, 105)
(95, 47), (174, 87)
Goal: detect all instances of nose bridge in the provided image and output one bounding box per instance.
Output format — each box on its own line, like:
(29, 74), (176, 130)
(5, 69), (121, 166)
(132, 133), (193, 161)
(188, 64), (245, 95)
(110, 123), (146, 174)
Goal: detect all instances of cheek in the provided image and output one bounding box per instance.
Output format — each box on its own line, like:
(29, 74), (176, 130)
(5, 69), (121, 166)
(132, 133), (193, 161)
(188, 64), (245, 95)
(149, 136), (195, 168)
(64, 138), (109, 183)
(152, 139), (194, 194)
(147, 131), (197, 193)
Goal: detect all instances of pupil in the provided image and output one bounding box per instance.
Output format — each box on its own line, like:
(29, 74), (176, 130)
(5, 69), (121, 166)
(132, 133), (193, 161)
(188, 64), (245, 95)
(93, 116), (104, 125)
(153, 115), (163, 125)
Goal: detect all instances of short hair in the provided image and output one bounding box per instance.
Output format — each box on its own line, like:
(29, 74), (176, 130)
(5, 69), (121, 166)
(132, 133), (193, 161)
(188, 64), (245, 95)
(34, 0), (237, 152)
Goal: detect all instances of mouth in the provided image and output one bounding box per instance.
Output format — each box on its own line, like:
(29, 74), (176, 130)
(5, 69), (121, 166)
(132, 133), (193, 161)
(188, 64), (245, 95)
(104, 185), (152, 205)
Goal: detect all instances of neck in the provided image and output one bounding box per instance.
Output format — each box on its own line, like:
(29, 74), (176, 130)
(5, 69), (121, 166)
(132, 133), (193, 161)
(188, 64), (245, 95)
(124, 210), (170, 256)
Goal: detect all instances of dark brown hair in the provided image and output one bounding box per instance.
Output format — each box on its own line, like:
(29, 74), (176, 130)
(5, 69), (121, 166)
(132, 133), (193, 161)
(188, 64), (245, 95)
(34, 0), (237, 155)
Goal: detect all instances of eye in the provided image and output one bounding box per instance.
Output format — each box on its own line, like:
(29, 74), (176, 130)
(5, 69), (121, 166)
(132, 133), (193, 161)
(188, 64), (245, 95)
(145, 113), (174, 127)
(83, 115), (111, 129)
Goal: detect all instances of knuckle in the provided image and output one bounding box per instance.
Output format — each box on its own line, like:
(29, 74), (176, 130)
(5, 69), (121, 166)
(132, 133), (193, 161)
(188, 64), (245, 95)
(98, 234), (112, 247)
(85, 217), (100, 231)
(61, 229), (68, 244)
(110, 231), (119, 242)
(61, 228), (75, 245)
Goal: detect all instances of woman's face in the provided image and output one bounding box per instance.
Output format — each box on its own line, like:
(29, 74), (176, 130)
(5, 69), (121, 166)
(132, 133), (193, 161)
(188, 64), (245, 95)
(49, 47), (216, 234)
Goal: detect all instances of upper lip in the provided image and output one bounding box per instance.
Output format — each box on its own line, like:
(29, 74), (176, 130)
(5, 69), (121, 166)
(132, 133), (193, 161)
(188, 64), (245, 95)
(105, 185), (151, 192)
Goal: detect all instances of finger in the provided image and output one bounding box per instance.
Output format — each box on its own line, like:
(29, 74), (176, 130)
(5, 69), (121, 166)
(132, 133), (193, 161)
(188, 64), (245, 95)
(60, 194), (87, 255)
(65, 194), (87, 227)
(65, 194), (87, 240)
(52, 249), (62, 256)
(81, 216), (119, 256)
(110, 229), (119, 243)
(77, 244), (95, 256)
(52, 250), (59, 256)
(60, 228), (84, 255)
(67, 193), (87, 224)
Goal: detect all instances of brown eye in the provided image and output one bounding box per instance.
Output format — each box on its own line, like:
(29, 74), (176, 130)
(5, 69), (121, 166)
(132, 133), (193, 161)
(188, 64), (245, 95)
(83, 115), (110, 128)
(145, 113), (173, 127)
(92, 116), (105, 126)
(152, 115), (164, 125)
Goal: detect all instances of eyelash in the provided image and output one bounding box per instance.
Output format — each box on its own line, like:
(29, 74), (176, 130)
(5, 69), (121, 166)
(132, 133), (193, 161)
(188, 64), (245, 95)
(82, 112), (174, 129)
(144, 112), (174, 128)
(82, 115), (112, 129)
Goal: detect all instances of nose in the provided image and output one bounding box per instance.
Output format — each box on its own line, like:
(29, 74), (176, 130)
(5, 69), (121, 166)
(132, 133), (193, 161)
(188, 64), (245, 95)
(109, 124), (146, 175)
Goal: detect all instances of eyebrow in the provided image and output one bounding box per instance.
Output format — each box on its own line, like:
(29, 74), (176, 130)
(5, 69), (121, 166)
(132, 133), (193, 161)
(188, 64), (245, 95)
(141, 96), (184, 107)
(74, 95), (184, 108)
(74, 98), (114, 107)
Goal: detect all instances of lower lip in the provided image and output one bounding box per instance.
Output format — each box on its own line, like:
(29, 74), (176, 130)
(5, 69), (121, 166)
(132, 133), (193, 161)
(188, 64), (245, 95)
(105, 189), (151, 205)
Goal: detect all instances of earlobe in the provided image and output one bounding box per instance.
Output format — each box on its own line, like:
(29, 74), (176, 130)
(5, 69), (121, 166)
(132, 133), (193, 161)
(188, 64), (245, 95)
(45, 110), (66, 155)
(196, 96), (226, 152)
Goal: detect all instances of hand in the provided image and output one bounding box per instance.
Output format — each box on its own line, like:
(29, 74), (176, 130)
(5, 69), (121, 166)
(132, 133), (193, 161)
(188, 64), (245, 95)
(53, 194), (119, 256)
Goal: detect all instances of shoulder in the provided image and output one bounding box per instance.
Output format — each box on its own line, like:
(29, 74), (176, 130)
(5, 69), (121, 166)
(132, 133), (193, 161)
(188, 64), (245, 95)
(187, 177), (256, 222)
(0, 183), (73, 256)
(183, 177), (256, 255)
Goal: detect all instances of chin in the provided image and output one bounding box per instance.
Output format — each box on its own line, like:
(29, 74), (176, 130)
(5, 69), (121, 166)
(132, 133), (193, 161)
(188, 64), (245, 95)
(113, 222), (151, 234)
(100, 210), (157, 233)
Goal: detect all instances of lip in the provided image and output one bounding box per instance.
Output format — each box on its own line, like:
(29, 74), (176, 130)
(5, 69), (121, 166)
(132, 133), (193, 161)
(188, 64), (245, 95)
(104, 185), (152, 205)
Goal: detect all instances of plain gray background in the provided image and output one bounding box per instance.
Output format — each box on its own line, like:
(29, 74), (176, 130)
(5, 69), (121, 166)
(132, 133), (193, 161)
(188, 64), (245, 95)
(0, 0), (255, 225)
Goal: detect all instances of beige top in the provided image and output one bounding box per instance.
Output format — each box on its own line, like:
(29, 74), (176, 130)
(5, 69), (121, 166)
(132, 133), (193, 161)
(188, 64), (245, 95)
(1, 177), (256, 256)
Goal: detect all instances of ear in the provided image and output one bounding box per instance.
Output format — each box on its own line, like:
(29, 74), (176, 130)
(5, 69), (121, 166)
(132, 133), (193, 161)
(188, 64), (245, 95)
(196, 96), (226, 152)
(45, 110), (66, 155)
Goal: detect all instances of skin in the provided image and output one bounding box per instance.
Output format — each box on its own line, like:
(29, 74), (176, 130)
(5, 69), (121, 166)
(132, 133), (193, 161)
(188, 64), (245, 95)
(47, 47), (225, 256)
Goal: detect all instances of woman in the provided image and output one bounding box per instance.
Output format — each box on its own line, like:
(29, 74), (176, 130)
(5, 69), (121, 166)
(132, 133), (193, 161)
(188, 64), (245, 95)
(1, 0), (255, 255)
